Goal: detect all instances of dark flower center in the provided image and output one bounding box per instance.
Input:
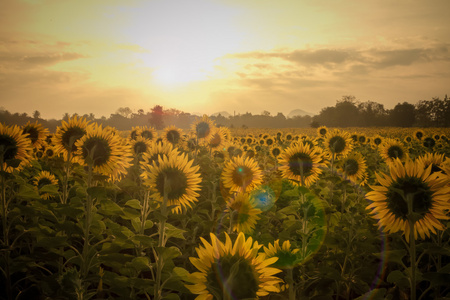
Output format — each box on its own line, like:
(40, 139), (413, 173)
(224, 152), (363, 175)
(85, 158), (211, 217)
(133, 141), (147, 155)
(344, 158), (359, 176)
(0, 135), (19, 161)
(196, 122), (210, 139)
(386, 176), (433, 220)
(210, 134), (222, 148)
(328, 136), (346, 154)
(207, 255), (259, 299)
(62, 127), (86, 152)
(319, 128), (327, 135)
(141, 130), (154, 140)
(423, 137), (435, 148)
(232, 165), (254, 187)
(271, 148), (281, 157)
(23, 126), (39, 145)
(415, 131), (423, 139)
(38, 178), (53, 189)
(81, 137), (112, 167)
(155, 167), (188, 200)
(166, 130), (180, 144)
(387, 145), (404, 159)
(374, 138), (382, 145)
(288, 152), (313, 177)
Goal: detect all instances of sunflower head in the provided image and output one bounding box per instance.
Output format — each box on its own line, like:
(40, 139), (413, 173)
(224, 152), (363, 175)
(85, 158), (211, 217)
(163, 125), (183, 145)
(130, 136), (153, 159)
(226, 192), (262, 234)
(187, 232), (282, 299)
(208, 128), (227, 151)
(221, 155), (263, 193)
(366, 158), (450, 242)
(21, 121), (49, 148)
(192, 114), (216, 141)
(140, 126), (157, 141)
(142, 152), (202, 214)
(33, 171), (59, 200)
(338, 152), (368, 185)
(324, 129), (353, 158)
(379, 138), (408, 163)
(414, 130), (424, 140)
(0, 123), (32, 172)
(423, 136), (436, 149)
(270, 146), (282, 158)
(317, 126), (328, 137)
(54, 115), (91, 162)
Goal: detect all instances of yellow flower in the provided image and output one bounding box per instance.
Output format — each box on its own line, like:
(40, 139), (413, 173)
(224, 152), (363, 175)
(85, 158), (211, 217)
(162, 125), (184, 146)
(366, 158), (450, 242)
(191, 114), (216, 144)
(75, 124), (132, 181)
(226, 192), (262, 234)
(379, 138), (408, 163)
(338, 152), (368, 185)
(53, 116), (91, 163)
(141, 152), (202, 214)
(317, 126), (328, 137)
(33, 171), (59, 200)
(0, 123), (32, 173)
(324, 129), (353, 159)
(221, 155), (263, 193)
(264, 240), (299, 269)
(278, 143), (325, 186)
(21, 121), (49, 149)
(186, 232), (282, 299)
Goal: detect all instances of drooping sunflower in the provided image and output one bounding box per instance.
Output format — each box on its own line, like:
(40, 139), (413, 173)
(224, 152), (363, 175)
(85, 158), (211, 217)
(226, 192), (262, 234)
(21, 121), (49, 149)
(338, 152), (368, 185)
(221, 155), (263, 193)
(366, 158), (450, 242)
(278, 143), (325, 186)
(141, 152), (202, 214)
(191, 114), (216, 144)
(379, 138), (408, 163)
(75, 125), (132, 180)
(53, 116), (91, 162)
(162, 125), (183, 146)
(264, 240), (300, 269)
(0, 123), (32, 173)
(324, 129), (354, 159)
(186, 232), (282, 299)
(33, 170), (59, 200)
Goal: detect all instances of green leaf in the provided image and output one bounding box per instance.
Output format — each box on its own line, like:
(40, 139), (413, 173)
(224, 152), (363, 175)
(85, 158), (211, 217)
(156, 246), (181, 261)
(132, 235), (156, 248)
(162, 294), (180, 300)
(144, 220), (153, 229)
(87, 186), (107, 199)
(17, 184), (40, 199)
(35, 236), (68, 248)
(422, 272), (450, 288)
(39, 184), (59, 194)
(373, 249), (406, 266)
(130, 256), (150, 272)
(354, 288), (386, 300)
(99, 199), (123, 216)
(165, 223), (186, 240)
(124, 199), (141, 210)
(386, 270), (409, 288)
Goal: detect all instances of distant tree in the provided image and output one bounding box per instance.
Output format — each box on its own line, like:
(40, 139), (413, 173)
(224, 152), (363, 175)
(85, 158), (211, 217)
(149, 105), (164, 130)
(116, 107), (133, 118)
(262, 110), (271, 116)
(62, 113), (70, 121)
(33, 110), (41, 119)
(389, 102), (416, 127)
(358, 101), (388, 126)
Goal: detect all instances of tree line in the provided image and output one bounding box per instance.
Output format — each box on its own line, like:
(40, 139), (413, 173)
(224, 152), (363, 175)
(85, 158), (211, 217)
(0, 95), (448, 131)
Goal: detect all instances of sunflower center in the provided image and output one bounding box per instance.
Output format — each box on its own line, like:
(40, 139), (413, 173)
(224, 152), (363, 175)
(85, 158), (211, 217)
(0, 134), (18, 161)
(38, 178), (53, 189)
(196, 122), (210, 139)
(386, 176), (433, 220)
(387, 145), (404, 159)
(23, 127), (39, 145)
(423, 137), (435, 148)
(232, 166), (254, 188)
(288, 153), (313, 176)
(141, 130), (154, 140)
(166, 130), (181, 144)
(319, 128), (327, 135)
(81, 137), (112, 167)
(210, 134), (221, 148)
(133, 141), (147, 155)
(207, 255), (259, 299)
(272, 148), (281, 157)
(374, 138), (382, 145)
(155, 167), (188, 200)
(62, 127), (86, 152)
(329, 136), (346, 154)
(344, 158), (359, 176)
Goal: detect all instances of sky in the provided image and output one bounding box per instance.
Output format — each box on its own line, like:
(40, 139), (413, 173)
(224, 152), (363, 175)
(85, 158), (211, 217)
(1, 0), (449, 119)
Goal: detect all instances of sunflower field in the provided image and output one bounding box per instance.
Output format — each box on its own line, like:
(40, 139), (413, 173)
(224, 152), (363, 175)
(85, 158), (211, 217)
(1, 117), (450, 300)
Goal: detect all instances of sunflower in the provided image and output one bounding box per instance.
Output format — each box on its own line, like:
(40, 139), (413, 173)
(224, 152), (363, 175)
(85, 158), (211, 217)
(278, 143), (325, 186)
(192, 115), (216, 143)
(417, 153), (446, 176)
(324, 129), (353, 159)
(75, 125), (132, 180)
(208, 128), (227, 151)
(366, 158), (450, 242)
(264, 240), (300, 269)
(129, 136), (153, 159)
(53, 116), (91, 162)
(21, 121), (49, 149)
(162, 125), (183, 146)
(221, 155), (263, 193)
(270, 146), (282, 159)
(422, 136), (436, 149)
(338, 152), (368, 185)
(317, 126), (328, 137)
(414, 129), (424, 140)
(139, 126), (157, 141)
(220, 126), (232, 142)
(0, 123), (32, 173)
(226, 192), (262, 234)
(379, 138), (408, 163)
(186, 232), (282, 299)
(129, 126), (141, 140)
(33, 170), (59, 200)
(141, 141), (179, 175)
(371, 135), (383, 149)
(141, 152), (202, 214)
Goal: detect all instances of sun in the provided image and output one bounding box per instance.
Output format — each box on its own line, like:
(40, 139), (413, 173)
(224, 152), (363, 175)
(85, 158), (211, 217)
(151, 63), (211, 86)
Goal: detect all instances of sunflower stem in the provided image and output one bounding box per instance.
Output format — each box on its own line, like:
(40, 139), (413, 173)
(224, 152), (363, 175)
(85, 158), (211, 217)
(287, 268), (296, 300)
(406, 193), (417, 300)
(0, 162), (12, 300)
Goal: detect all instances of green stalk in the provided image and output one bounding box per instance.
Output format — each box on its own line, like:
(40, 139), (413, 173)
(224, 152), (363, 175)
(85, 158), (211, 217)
(287, 268), (295, 300)
(406, 193), (416, 300)
(1, 162), (12, 300)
